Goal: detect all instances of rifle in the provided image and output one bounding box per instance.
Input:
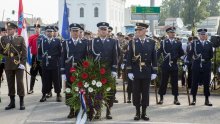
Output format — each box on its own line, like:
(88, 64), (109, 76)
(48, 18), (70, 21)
(154, 79), (158, 104)
(122, 66), (126, 103)
(25, 64), (29, 94)
(184, 66), (191, 105)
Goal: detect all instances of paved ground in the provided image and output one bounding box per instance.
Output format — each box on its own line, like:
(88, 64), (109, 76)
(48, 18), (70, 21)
(0, 75), (220, 124)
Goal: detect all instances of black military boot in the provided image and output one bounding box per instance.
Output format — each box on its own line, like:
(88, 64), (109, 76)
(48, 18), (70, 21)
(158, 95), (163, 105)
(190, 95), (196, 105)
(134, 106), (140, 120)
(56, 93), (62, 102)
(39, 94), (46, 102)
(5, 96), (15, 110)
(114, 96), (119, 103)
(106, 107), (112, 119)
(127, 93), (132, 103)
(46, 91), (52, 98)
(28, 76), (35, 94)
(174, 96), (181, 105)
(141, 107), (150, 121)
(19, 96), (25, 110)
(205, 96), (212, 106)
(67, 107), (75, 118)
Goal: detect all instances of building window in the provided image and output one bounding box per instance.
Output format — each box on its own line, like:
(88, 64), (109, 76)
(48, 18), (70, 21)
(80, 7), (84, 17)
(94, 7), (99, 17)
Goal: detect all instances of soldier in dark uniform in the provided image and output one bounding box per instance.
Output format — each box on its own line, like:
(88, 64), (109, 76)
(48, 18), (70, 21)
(38, 25), (62, 102)
(157, 27), (184, 105)
(90, 22), (118, 119)
(0, 27), (6, 86)
(127, 23), (157, 121)
(28, 23), (42, 94)
(125, 33), (134, 103)
(61, 23), (88, 118)
(107, 26), (119, 103)
(186, 29), (213, 106)
(0, 22), (27, 110)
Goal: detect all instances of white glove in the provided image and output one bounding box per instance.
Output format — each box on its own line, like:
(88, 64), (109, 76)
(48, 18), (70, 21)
(121, 64), (125, 69)
(111, 72), (118, 78)
(62, 74), (66, 81)
(128, 73), (134, 80)
(183, 65), (187, 71)
(18, 64), (25, 70)
(151, 74), (157, 80)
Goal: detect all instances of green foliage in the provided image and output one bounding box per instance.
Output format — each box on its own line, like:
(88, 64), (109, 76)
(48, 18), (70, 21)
(160, 0), (220, 28)
(65, 57), (115, 118)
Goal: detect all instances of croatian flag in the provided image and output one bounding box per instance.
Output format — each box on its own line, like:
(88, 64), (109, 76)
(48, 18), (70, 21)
(18, 0), (32, 65)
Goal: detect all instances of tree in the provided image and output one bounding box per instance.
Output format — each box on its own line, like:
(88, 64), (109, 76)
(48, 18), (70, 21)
(181, 0), (210, 29)
(207, 0), (220, 16)
(159, 0), (184, 25)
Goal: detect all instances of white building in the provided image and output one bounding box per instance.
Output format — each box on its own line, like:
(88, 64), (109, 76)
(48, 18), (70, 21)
(59, 0), (126, 34)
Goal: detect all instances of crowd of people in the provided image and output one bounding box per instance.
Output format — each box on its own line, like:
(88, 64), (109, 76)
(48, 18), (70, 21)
(0, 21), (214, 121)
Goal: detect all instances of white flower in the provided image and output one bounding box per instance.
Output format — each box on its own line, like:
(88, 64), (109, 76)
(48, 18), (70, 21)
(84, 82), (89, 88)
(96, 81), (102, 87)
(92, 80), (96, 85)
(65, 88), (71, 93)
(106, 87), (111, 92)
(75, 87), (79, 92)
(88, 87), (94, 92)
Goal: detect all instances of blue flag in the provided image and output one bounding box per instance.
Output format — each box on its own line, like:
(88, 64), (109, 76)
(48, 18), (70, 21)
(61, 0), (70, 40)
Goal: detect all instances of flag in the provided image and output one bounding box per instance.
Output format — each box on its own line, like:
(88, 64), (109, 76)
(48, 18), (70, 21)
(76, 93), (87, 124)
(18, 0), (24, 36)
(61, 0), (70, 40)
(18, 0), (32, 65)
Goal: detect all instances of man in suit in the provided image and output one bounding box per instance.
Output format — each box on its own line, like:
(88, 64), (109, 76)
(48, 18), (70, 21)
(186, 29), (213, 106)
(90, 22), (118, 119)
(38, 25), (62, 102)
(157, 27), (184, 105)
(0, 22), (27, 110)
(61, 23), (88, 118)
(127, 23), (157, 121)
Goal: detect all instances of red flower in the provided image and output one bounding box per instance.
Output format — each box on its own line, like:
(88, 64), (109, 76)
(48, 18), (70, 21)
(69, 67), (76, 73)
(82, 61), (90, 68)
(81, 73), (88, 79)
(70, 76), (76, 83)
(100, 68), (106, 75)
(77, 82), (83, 88)
(101, 78), (107, 85)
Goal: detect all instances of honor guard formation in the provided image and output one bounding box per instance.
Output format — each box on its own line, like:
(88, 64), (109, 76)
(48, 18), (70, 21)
(0, 20), (216, 122)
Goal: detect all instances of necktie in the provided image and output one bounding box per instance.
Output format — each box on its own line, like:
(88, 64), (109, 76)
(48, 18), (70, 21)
(170, 40), (173, 45)
(74, 41), (77, 45)
(141, 40), (144, 45)
(102, 39), (105, 44)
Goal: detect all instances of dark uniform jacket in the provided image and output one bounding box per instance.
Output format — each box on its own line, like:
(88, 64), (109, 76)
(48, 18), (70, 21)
(61, 38), (88, 78)
(0, 35), (27, 70)
(90, 37), (118, 72)
(38, 37), (61, 70)
(187, 40), (213, 68)
(157, 39), (184, 69)
(127, 38), (157, 79)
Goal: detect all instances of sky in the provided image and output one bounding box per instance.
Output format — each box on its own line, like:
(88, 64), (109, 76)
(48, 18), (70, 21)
(0, 0), (162, 24)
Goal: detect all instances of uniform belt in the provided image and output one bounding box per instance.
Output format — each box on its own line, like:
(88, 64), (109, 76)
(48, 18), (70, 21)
(140, 62), (151, 66)
(201, 59), (210, 62)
